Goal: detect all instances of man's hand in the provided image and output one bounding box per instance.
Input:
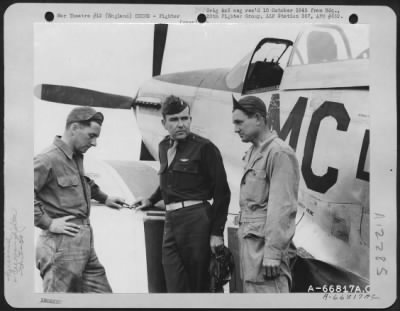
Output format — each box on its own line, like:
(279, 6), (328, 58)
(49, 215), (80, 237)
(105, 196), (127, 210)
(210, 235), (224, 254)
(131, 198), (152, 211)
(263, 258), (281, 279)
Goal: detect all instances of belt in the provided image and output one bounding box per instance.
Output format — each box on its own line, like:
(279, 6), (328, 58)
(67, 218), (90, 225)
(165, 200), (205, 212)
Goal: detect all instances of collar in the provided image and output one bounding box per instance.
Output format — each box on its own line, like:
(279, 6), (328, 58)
(257, 130), (278, 153)
(244, 131), (278, 164)
(246, 130), (277, 154)
(53, 136), (75, 160)
(168, 133), (193, 147)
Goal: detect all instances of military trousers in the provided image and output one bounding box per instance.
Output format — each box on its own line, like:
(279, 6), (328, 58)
(161, 202), (211, 292)
(36, 223), (112, 293)
(238, 220), (291, 293)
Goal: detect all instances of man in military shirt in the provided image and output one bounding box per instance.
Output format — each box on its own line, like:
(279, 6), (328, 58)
(34, 106), (126, 292)
(135, 95), (231, 292)
(232, 96), (300, 293)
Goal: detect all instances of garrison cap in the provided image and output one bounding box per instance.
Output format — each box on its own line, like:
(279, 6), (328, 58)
(66, 106), (104, 126)
(232, 95), (267, 118)
(161, 95), (189, 116)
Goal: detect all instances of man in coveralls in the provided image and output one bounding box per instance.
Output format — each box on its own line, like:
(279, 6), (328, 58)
(34, 107), (126, 292)
(135, 95), (231, 292)
(232, 96), (299, 293)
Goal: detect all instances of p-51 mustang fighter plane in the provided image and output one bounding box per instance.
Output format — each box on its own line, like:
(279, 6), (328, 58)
(35, 23), (369, 293)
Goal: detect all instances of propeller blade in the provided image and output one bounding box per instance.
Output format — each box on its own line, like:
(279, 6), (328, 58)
(153, 24), (168, 77)
(34, 84), (135, 109)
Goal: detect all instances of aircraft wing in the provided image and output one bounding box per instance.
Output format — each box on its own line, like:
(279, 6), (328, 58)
(88, 159), (165, 293)
(103, 160), (160, 201)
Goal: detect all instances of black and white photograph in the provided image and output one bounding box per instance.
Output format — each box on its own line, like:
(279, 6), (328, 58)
(33, 21), (371, 292)
(3, 3), (397, 309)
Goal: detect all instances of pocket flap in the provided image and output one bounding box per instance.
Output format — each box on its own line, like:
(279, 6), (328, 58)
(241, 221), (266, 239)
(251, 169), (267, 179)
(57, 175), (79, 187)
(172, 160), (199, 174)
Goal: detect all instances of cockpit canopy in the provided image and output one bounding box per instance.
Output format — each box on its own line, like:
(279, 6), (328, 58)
(225, 24), (369, 94)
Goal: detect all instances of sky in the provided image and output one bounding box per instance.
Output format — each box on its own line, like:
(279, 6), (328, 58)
(34, 23), (301, 161)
